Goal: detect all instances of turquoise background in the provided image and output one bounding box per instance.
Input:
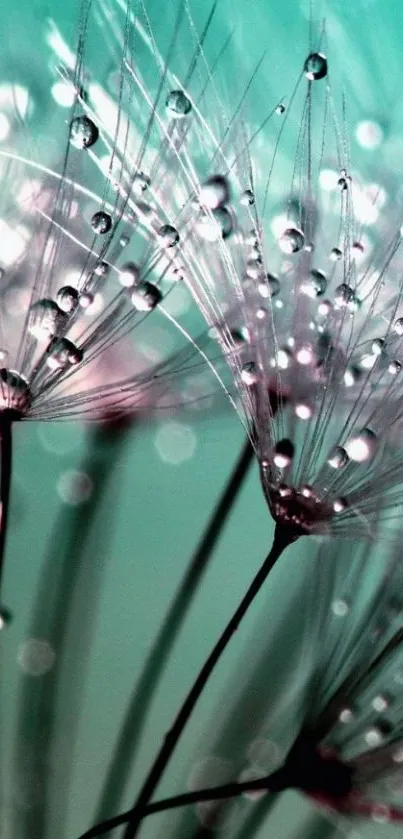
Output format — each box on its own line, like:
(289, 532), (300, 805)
(0, 1), (403, 838)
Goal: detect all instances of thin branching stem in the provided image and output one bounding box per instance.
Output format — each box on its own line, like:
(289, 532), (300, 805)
(0, 414), (13, 603)
(120, 524), (294, 839)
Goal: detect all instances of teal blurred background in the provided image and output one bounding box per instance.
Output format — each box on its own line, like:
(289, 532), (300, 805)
(0, 1), (403, 838)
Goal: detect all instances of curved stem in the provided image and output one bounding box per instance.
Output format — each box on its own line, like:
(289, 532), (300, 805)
(122, 524), (293, 839)
(94, 438), (254, 823)
(0, 415), (12, 605)
(78, 770), (284, 838)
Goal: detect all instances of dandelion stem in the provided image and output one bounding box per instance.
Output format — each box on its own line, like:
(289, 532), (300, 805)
(121, 523), (293, 839)
(94, 438), (254, 823)
(0, 414), (12, 603)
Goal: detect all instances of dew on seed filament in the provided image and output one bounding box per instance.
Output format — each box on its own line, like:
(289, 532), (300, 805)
(118, 262), (140, 288)
(338, 169), (351, 191)
(241, 362), (258, 386)
(246, 259), (264, 280)
(334, 283), (356, 310)
(333, 498), (348, 513)
(158, 224), (180, 248)
(195, 207), (233, 241)
(259, 274), (280, 298)
(275, 103), (285, 115)
(300, 269), (327, 298)
(199, 176), (230, 209)
(371, 338), (385, 356)
(364, 726), (384, 747)
(165, 89), (192, 118)
(28, 299), (66, 342)
(339, 707), (354, 724)
(79, 292), (94, 309)
(329, 247), (342, 262)
(46, 338), (83, 370)
(69, 115), (99, 149)
(278, 227), (304, 254)
(91, 211), (112, 235)
(132, 171), (151, 194)
(273, 438), (294, 468)
(295, 403), (312, 420)
(394, 317), (403, 336)
(389, 360), (401, 374)
(240, 189), (255, 206)
(131, 282), (162, 311)
(0, 369), (31, 416)
(274, 347), (292, 369)
(57, 286), (79, 314)
(345, 428), (377, 463)
(94, 261), (109, 277)
(296, 344), (315, 366)
(0, 606), (12, 628)
(327, 446), (349, 469)
(303, 52), (328, 81)
(371, 694), (390, 713)
(331, 598), (349, 616)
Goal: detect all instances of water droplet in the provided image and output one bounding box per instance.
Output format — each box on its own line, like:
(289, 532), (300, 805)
(332, 598), (349, 616)
(46, 338), (83, 370)
(0, 606), (12, 629)
(196, 207), (233, 241)
(278, 227), (304, 254)
(158, 224), (179, 247)
(91, 211), (112, 234)
(394, 317), (403, 336)
(18, 638), (55, 676)
(240, 189), (255, 206)
(120, 234), (130, 247)
(273, 439), (294, 468)
(333, 498), (348, 513)
(57, 469), (93, 504)
(353, 240), (364, 256)
(339, 707), (354, 724)
(371, 694), (390, 713)
(79, 292), (94, 309)
(166, 89), (192, 118)
(275, 103), (286, 115)
(295, 403), (312, 420)
(28, 299), (65, 342)
(365, 726), (384, 747)
(69, 115), (99, 149)
(355, 120), (384, 150)
(154, 421), (197, 465)
(327, 446), (349, 469)
(338, 168), (351, 191)
(259, 274), (280, 298)
(389, 360), (401, 375)
(329, 247), (342, 262)
(131, 282), (162, 311)
(296, 344), (315, 365)
(275, 347), (292, 369)
(345, 428), (377, 463)
(246, 258), (264, 280)
(0, 369), (31, 417)
(334, 283), (356, 310)
(371, 338), (385, 356)
(199, 176), (230, 209)
(241, 362), (258, 386)
(57, 286), (79, 314)
(132, 171), (151, 193)
(118, 262), (140, 288)
(303, 52), (328, 81)
(94, 261), (109, 277)
(301, 269), (327, 298)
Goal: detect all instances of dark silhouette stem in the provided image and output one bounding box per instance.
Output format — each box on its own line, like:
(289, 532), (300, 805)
(121, 524), (292, 839)
(94, 438), (254, 822)
(0, 415), (12, 603)
(78, 771), (285, 838)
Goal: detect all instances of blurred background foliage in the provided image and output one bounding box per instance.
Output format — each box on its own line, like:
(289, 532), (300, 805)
(0, 1), (403, 838)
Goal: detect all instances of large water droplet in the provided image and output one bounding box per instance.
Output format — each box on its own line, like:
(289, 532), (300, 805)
(91, 211), (112, 234)
(327, 446), (349, 469)
(196, 207), (233, 241)
(304, 53), (328, 81)
(334, 283), (356, 310)
(241, 362), (258, 385)
(240, 189), (255, 206)
(0, 369), (31, 417)
(28, 299), (65, 342)
(301, 269), (327, 298)
(166, 89), (192, 118)
(158, 224), (180, 247)
(199, 176), (230, 209)
(46, 338), (83, 370)
(131, 282), (162, 311)
(118, 262), (140, 288)
(394, 317), (403, 336)
(69, 115), (99, 149)
(273, 439), (294, 468)
(345, 428), (377, 463)
(57, 286), (79, 314)
(278, 227), (304, 254)
(329, 247), (342, 262)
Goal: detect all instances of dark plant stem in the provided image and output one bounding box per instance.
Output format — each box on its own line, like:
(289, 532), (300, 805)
(78, 773), (284, 838)
(0, 414), (12, 605)
(95, 437), (254, 822)
(122, 524), (293, 839)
